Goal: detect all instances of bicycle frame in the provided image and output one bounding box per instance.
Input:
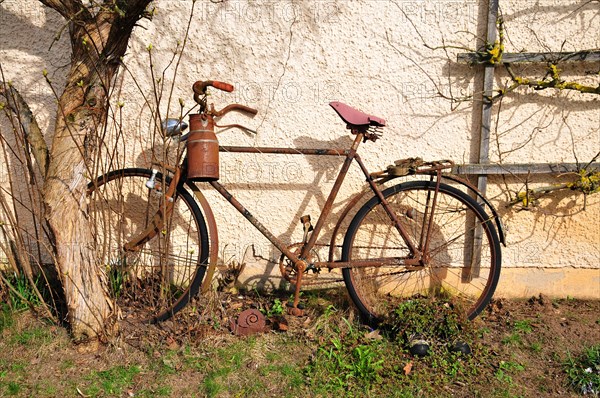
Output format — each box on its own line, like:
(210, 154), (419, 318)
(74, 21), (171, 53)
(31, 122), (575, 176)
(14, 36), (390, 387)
(136, 130), (457, 281)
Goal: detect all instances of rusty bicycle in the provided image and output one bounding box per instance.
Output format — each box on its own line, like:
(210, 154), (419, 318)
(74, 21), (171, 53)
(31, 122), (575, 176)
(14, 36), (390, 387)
(88, 80), (504, 325)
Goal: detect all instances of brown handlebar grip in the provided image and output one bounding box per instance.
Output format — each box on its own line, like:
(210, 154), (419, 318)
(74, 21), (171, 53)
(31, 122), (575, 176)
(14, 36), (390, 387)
(212, 81), (234, 92)
(193, 80), (235, 95)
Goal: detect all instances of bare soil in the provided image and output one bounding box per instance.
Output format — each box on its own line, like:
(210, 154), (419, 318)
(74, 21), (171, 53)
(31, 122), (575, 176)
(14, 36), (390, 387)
(480, 295), (599, 397)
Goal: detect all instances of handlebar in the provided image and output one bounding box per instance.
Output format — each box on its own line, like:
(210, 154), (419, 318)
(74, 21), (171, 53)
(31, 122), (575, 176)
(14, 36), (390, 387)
(193, 80), (258, 116)
(191, 80), (258, 134)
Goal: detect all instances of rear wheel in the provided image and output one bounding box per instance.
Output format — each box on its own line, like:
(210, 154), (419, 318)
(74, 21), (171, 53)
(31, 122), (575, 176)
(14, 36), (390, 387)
(87, 168), (209, 322)
(342, 180), (501, 324)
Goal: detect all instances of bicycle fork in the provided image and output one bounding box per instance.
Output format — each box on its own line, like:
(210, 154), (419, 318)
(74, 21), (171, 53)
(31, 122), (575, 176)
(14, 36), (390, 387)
(123, 165), (181, 251)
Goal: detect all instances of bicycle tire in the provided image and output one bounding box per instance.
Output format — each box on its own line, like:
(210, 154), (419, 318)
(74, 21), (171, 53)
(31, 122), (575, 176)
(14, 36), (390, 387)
(87, 168), (209, 323)
(342, 180), (501, 324)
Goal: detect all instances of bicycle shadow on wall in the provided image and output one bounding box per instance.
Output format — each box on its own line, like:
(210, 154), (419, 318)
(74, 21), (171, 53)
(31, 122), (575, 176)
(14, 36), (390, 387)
(90, 92), (503, 322)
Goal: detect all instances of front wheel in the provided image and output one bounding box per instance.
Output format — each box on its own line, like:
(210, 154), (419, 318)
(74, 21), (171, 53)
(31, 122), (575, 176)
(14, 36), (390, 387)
(87, 168), (209, 323)
(342, 180), (501, 324)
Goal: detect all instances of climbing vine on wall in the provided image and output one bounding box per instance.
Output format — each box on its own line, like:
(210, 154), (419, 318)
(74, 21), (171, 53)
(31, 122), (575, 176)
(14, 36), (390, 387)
(472, 18), (600, 101)
(509, 160), (600, 209)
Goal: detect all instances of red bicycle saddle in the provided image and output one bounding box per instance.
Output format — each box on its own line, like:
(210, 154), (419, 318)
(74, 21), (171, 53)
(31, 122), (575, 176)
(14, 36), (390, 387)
(329, 101), (386, 128)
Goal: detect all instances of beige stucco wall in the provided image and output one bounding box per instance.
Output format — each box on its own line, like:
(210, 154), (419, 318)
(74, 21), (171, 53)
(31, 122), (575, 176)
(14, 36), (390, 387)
(1, 0), (598, 298)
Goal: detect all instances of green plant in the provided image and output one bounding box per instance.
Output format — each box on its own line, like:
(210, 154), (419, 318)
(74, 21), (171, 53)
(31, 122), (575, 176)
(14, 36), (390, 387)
(6, 381), (20, 395)
(513, 319), (533, 334)
(10, 326), (52, 346)
(351, 344), (384, 384)
(382, 297), (472, 347)
(307, 340), (350, 393)
(107, 264), (127, 299)
(387, 299), (436, 338)
(159, 352), (179, 376)
(502, 319), (533, 347)
(530, 341), (543, 353)
(495, 360), (525, 386)
(478, 326), (491, 338)
(564, 344), (600, 396)
(138, 386), (172, 397)
(0, 305), (13, 332)
(430, 352), (465, 378)
(198, 339), (256, 397)
(263, 298), (284, 317)
(305, 315), (386, 394)
(203, 372), (224, 398)
(501, 332), (522, 346)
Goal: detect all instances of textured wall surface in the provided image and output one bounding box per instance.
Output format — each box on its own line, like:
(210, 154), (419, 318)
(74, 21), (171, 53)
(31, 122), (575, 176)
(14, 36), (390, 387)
(1, 0), (598, 297)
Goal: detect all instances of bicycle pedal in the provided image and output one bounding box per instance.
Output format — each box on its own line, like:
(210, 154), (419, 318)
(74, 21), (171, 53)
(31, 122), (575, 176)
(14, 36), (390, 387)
(286, 306), (305, 317)
(300, 215), (313, 230)
(286, 302), (305, 317)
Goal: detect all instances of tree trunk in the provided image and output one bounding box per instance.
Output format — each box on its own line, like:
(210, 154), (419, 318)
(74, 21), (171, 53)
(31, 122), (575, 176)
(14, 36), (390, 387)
(40, 2), (152, 339)
(43, 19), (115, 340)
(44, 96), (113, 339)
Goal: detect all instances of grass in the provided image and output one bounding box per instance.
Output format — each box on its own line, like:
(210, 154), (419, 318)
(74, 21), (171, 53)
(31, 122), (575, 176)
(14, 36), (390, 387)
(262, 298), (285, 317)
(502, 318), (534, 347)
(84, 365), (141, 396)
(201, 338), (250, 396)
(0, 304), (13, 332)
(304, 297), (489, 397)
(513, 319), (533, 334)
(10, 326), (52, 346)
(495, 360), (526, 385)
(305, 318), (386, 395)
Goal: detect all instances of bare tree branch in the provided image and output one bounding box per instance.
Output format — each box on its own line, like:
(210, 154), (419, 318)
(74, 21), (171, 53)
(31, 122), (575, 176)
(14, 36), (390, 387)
(0, 81), (49, 177)
(37, 0), (89, 21)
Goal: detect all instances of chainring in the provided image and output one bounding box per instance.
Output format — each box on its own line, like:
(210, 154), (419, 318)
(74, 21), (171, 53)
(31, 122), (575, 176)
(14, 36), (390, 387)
(278, 243), (321, 285)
